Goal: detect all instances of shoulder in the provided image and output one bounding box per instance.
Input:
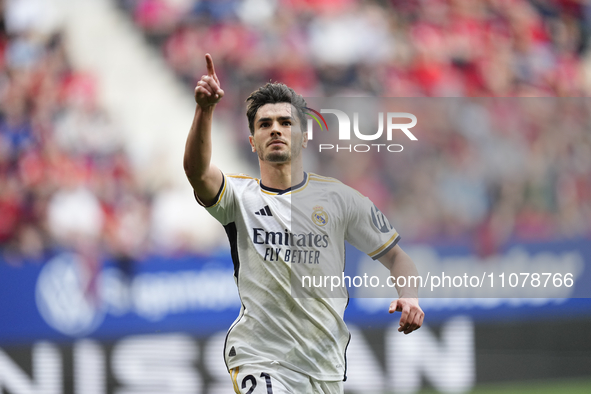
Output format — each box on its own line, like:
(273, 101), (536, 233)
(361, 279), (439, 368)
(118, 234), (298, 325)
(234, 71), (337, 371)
(307, 172), (342, 185)
(217, 173), (260, 200)
(307, 172), (365, 198)
(226, 173), (259, 181)
(225, 173), (260, 187)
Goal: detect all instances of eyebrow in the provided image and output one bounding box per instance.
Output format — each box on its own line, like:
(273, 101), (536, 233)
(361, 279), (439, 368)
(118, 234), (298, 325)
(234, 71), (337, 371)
(257, 116), (294, 124)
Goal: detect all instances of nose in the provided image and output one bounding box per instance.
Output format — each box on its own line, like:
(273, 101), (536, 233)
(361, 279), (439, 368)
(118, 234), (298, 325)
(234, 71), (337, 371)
(270, 121), (282, 136)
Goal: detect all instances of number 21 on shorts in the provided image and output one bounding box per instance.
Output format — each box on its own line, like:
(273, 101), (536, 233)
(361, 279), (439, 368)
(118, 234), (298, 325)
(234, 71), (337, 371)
(231, 368), (274, 394)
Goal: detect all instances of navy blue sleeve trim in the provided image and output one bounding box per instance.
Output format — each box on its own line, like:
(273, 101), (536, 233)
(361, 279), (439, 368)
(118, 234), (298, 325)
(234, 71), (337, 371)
(371, 234), (401, 260)
(194, 172), (225, 207)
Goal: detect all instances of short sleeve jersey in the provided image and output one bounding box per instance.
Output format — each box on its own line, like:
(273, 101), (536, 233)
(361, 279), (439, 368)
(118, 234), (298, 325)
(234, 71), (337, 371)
(202, 172), (400, 381)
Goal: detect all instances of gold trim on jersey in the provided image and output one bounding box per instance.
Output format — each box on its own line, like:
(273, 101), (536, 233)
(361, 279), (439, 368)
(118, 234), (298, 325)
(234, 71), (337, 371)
(369, 232), (399, 258)
(289, 173), (310, 194)
(227, 174), (257, 180)
(208, 173), (257, 205)
(231, 366), (240, 393)
(308, 173), (342, 184)
(260, 173), (311, 195)
(208, 173), (228, 208)
(309, 173), (366, 197)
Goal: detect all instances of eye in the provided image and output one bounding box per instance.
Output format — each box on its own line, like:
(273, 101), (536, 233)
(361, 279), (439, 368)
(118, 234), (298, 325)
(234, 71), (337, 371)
(260, 122), (269, 128)
(282, 121), (292, 126)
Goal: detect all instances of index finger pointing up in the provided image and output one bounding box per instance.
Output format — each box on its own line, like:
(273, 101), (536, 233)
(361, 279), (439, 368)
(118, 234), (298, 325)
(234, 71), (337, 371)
(205, 53), (216, 77)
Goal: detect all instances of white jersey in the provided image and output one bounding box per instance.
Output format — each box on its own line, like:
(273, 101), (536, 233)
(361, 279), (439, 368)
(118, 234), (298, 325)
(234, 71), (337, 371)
(202, 172), (400, 381)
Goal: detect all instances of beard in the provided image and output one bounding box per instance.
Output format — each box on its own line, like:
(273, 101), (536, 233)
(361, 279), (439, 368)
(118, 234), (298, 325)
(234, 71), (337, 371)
(258, 138), (302, 163)
(262, 150), (291, 163)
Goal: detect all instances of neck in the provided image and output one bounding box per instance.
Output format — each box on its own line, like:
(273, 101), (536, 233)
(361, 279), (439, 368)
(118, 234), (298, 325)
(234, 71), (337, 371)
(259, 158), (304, 190)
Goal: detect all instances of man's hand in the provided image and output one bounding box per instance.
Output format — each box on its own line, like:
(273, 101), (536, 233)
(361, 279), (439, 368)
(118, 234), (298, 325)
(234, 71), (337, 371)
(195, 53), (224, 108)
(184, 53), (224, 205)
(389, 298), (424, 334)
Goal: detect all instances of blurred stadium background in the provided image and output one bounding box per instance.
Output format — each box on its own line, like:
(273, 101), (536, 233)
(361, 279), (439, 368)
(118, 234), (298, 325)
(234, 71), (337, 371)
(1, 0), (591, 393)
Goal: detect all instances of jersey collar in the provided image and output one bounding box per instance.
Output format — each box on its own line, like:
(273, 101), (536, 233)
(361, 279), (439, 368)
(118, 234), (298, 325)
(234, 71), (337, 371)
(260, 172), (308, 195)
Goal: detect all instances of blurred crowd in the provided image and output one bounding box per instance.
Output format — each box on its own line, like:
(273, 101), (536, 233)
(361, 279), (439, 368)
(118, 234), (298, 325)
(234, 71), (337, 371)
(120, 0), (591, 253)
(121, 0), (591, 99)
(0, 2), (153, 267)
(1, 0), (590, 267)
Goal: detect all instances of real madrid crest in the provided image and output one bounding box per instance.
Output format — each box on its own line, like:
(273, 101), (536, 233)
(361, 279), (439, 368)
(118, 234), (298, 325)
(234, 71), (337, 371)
(311, 205), (328, 227)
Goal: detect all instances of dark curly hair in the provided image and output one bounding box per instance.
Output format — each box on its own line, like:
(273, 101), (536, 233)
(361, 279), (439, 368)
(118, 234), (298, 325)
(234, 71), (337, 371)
(246, 83), (307, 135)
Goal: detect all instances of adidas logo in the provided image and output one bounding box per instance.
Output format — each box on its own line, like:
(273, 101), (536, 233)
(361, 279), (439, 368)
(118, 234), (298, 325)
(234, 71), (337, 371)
(228, 346), (236, 357)
(254, 205), (273, 216)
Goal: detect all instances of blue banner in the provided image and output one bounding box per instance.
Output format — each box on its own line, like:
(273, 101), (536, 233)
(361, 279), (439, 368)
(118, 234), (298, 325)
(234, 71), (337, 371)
(1, 238), (590, 345)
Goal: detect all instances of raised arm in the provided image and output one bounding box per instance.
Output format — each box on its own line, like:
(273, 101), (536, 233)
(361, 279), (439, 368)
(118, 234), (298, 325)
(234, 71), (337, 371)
(183, 54), (225, 206)
(379, 244), (424, 334)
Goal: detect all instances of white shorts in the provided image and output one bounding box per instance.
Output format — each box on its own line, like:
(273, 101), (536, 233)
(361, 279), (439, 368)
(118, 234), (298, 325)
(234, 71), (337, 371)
(229, 362), (343, 394)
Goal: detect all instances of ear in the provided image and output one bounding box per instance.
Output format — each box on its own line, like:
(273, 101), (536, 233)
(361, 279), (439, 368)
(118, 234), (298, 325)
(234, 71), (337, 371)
(302, 131), (308, 148)
(249, 135), (256, 152)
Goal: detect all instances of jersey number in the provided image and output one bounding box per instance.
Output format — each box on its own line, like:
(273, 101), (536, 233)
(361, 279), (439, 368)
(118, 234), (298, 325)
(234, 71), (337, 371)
(242, 373), (274, 394)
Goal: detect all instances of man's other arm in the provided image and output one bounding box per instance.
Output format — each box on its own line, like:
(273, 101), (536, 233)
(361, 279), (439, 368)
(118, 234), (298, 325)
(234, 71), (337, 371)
(378, 244), (425, 334)
(183, 53), (225, 206)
